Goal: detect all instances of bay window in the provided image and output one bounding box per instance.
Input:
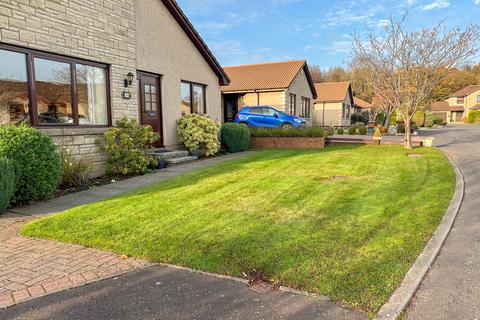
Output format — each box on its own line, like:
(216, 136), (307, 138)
(0, 44), (110, 126)
(181, 81), (206, 115)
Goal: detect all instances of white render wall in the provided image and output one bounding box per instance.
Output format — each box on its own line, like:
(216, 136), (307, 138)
(135, 0), (222, 147)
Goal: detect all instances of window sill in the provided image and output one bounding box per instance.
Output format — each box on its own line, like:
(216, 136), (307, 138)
(36, 126), (110, 136)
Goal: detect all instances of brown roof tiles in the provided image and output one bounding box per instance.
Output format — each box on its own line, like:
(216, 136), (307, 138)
(314, 81), (351, 103)
(448, 85), (480, 98)
(428, 101), (464, 112)
(353, 97), (372, 109)
(221, 60), (317, 98)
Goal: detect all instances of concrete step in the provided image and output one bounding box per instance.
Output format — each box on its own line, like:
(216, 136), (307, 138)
(155, 150), (189, 159)
(165, 156), (198, 165)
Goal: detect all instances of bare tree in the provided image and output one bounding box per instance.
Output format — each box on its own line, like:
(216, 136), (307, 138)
(352, 15), (480, 148)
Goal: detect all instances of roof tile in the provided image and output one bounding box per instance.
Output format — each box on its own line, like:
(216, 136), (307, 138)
(221, 60), (306, 92)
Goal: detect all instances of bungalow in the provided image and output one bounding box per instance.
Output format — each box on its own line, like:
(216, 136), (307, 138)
(428, 85), (480, 123)
(0, 0), (229, 175)
(353, 97), (372, 113)
(221, 60), (317, 123)
(313, 81), (354, 126)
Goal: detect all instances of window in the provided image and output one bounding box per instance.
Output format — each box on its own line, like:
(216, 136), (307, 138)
(248, 107), (263, 114)
(0, 44), (110, 126)
(143, 84), (157, 111)
(76, 64), (108, 125)
(181, 81), (206, 115)
(262, 108), (277, 116)
(0, 50), (29, 125)
(477, 95), (480, 103)
(457, 97), (464, 104)
(300, 97), (311, 118)
(289, 93), (296, 115)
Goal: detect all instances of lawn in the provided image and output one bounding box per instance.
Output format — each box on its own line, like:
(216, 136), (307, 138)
(22, 145), (455, 316)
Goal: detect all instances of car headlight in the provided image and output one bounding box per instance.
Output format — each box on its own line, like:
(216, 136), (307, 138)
(294, 118), (302, 123)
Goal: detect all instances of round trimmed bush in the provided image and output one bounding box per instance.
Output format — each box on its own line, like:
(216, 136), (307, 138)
(337, 128), (344, 135)
(221, 123), (250, 153)
(358, 126), (367, 135)
(348, 127), (357, 135)
(0, 124), (61, 204)
(0, 158), (15, 214)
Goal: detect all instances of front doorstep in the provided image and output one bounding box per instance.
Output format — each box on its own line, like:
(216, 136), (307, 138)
(249, 137), (325, 149)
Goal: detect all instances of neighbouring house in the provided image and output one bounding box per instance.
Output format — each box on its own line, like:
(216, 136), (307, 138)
(0, 0), (229, 175)
(353, 97), (372, 114)
(428, 85), (480, 123)
(313, 81), (354, 126)
(221, 60), (317, 123)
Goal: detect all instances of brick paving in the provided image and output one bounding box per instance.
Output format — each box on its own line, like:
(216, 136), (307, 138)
(0, 213), (151, 309)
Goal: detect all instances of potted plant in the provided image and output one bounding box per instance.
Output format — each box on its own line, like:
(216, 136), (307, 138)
(156, 154), (167, 169)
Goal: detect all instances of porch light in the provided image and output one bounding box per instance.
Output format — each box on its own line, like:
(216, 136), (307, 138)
(124, 72), (135, 87)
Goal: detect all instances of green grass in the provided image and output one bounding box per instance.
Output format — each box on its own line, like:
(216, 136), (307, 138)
(22, 145), (455, 316)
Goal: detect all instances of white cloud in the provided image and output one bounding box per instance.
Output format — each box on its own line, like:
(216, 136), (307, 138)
(405, 0), (416, 6)
(421, 0), (451, 10)
(377, 19), (390, 28)
(474, 0), (480, 4)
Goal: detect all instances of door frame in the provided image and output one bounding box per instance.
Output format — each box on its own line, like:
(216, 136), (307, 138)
(223, 93), (239, 123)
(137, 70), (164, 147)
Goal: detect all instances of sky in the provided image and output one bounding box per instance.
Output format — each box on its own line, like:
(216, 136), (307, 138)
(177, 0), (480, 69)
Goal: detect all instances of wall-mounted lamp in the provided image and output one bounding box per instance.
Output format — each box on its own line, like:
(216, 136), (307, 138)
(124, 72), (135, 87)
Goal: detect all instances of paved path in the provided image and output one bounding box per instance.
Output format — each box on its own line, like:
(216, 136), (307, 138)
(406, 125), (480, 319)
(0, 213), (150, 309)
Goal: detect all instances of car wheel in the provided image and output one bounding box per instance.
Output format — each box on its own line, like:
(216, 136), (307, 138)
(239, 122), (249, 126)
(280, 122), (293, 129)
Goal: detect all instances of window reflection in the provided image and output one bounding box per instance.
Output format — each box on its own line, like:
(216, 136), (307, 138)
(193, 85), (205, 114)
(34, 58), (73, 124)
(0, 50), (29, 125)
(76, 64), (108, 125)
(181, 82), (191, 115)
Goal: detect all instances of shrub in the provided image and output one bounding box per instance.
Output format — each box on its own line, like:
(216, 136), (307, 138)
(98, 118), (160, 176)
(0, 158), (15, 214)
(389, 110), (398, 126)
(467, 110), (480, 124)
(327, 127), (334, 136)
(348, 127), (357, 135)
(425, 112), (435, 127)
(250, 126), (326, 138)
(376, 112), (386, 125)
(337, 128), (344, 134)
(221, 123), (250, 153)
(358, 126), (367, 135)
(413, 111), (425, 127)
(177, 114), (220, 156)
(0, 124), (60, 204)
(59, 150), (93, 188)
(396, 121), (405, 133)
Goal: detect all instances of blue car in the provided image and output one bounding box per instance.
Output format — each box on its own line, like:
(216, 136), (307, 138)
(234, 106), (306, 128)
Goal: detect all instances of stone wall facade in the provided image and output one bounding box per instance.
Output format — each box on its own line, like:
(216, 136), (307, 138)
(0, 0), (139, 176)
(39, 128), (108, 177)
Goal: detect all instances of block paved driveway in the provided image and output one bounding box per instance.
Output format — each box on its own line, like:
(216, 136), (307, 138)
(406, 125), (480, 319)
(0, 213), (150, 309)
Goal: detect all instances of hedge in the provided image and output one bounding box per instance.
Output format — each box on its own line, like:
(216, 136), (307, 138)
(0, 124), (61, 204)
(468, 110), (480, 124)
(0, 158), (15, 214)
(250, 126), (326, 138)
(221, 123), (250, 153)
